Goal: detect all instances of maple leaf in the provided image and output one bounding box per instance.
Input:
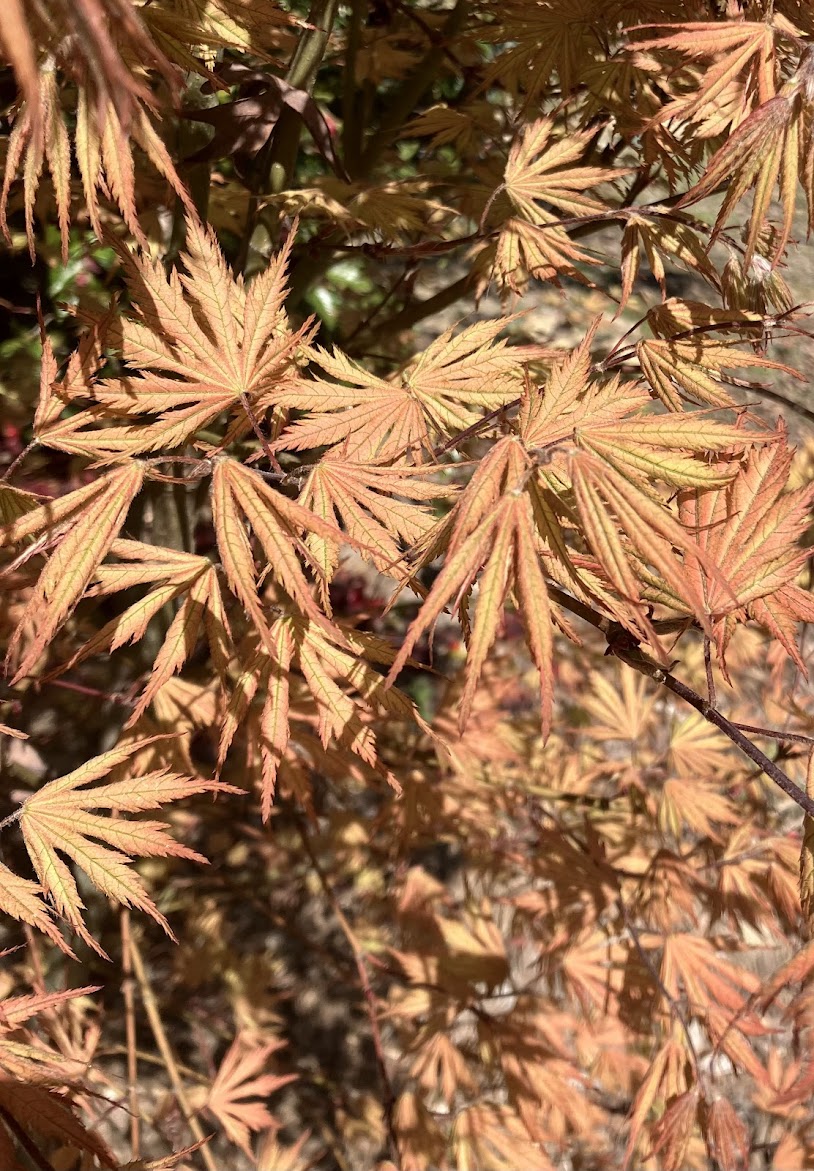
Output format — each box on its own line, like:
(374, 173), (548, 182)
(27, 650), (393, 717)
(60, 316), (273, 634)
(0, 0), (40, 123)
(297, 457), (454, 591)
(41, 219), (311, 458)
(388, 327), (775, 726)
(559, 930), (625, 1016)
(660, 934), (759, 1016)
(256, 1128), (311, 1171)
(0, 53), (187, 258)
(517, 329), (771, 641)
(624, 1036), (690, 1167)
(452, 1103), (555, 1171)
(0, 0), (303, 255)
(218, 617), (427, 816)
(0, 989), (100, 1093)
(211, 457), (345, 647)
(517, 320), (771, 489)
(668, 712), (732, 777)
(649, 1087), (700, 1171)
(677, 93), (799, 268)
(637, 335), (803, 411)
(0, 463), (145, 681)
(677, 431), (814, 669)
(631, 22), (778, 132)
(581, 666), (656, 743)
(143, 0), (301, 62)
(674, 45), (814, 267)
(487, 215), (601, 294)
(386, 437), (557, 736)
(59, 537), (232, 726)
(503, 118), (626, 223)
(704, 1097), (750, 1171)
(13, 738), (237, 956)
(404, 101), (500, 154)
(0, 484), (40, 527)
(201, 1033), (295, 1156)
(617, 210), (720, 315)
(0, 1080), (117, 1169)
(0, 862), (74, 957)
(479, 0), (600, 103)
(273, 318), (524, 462)
(659, 776), (739, 842)
(270, 177), (452, 240)
(478, 116), (627, 291)
(0, 986), (116, 1168)
(409, 1031), (475, 1106)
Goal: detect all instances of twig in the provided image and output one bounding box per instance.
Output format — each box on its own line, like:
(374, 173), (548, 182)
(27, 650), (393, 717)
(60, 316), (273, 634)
(544, 584), (814, 820)
(658, 670), (814, 817)
(0, 439), (39, 483)
(342, 264), (417, 348)
(238, 390), (284, 473)
(34, 677), (134, 707)
(731, 722), (814, 746)
(293, 815), (400, 1166)
(120, 909), (141, 1161)
(352, 272), (476, 350)
(128, 933), (217, 1171)
(704, 636), (716, 709)
(358, 0), (469, 172)
(237, 0), (340, 272)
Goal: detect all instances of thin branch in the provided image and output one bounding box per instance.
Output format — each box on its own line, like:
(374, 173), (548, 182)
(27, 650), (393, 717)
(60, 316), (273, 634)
(358, 0), (469, 173)
(129, 933), (217, 1171)
(293, 815), (400, 1166)
(731, 722), (814, 746)
(544, 585), (814, 819)
(351, 272), (475, 350)
(657, 669), (814, 817)
(0, 439), (39, 483)
(34, 677), (134, 707)
(237, 0), (340, 272)
(704, 636), (716, 709)
(238, 389), (284, 474)
(120, 909), (141, 1162)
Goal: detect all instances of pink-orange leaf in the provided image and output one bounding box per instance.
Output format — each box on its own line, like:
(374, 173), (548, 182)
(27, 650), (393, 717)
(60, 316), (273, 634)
(16, 738), (237, 956)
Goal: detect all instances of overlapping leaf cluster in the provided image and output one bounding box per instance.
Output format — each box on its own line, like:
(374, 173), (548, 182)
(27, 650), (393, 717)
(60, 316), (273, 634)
(2, 0), (814, 1169)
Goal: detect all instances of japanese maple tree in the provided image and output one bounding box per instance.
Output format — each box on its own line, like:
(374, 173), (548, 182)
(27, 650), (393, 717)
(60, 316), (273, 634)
(1, 1), (814, 1169)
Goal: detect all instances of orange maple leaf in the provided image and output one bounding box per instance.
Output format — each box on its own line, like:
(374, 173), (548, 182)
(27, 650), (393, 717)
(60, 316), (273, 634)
(203, 1033), (295, 1156)
(13, 738), (237, 955)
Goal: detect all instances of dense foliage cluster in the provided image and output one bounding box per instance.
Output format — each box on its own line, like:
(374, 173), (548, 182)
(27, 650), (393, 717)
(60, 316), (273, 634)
(2, 0), (814, 1168)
